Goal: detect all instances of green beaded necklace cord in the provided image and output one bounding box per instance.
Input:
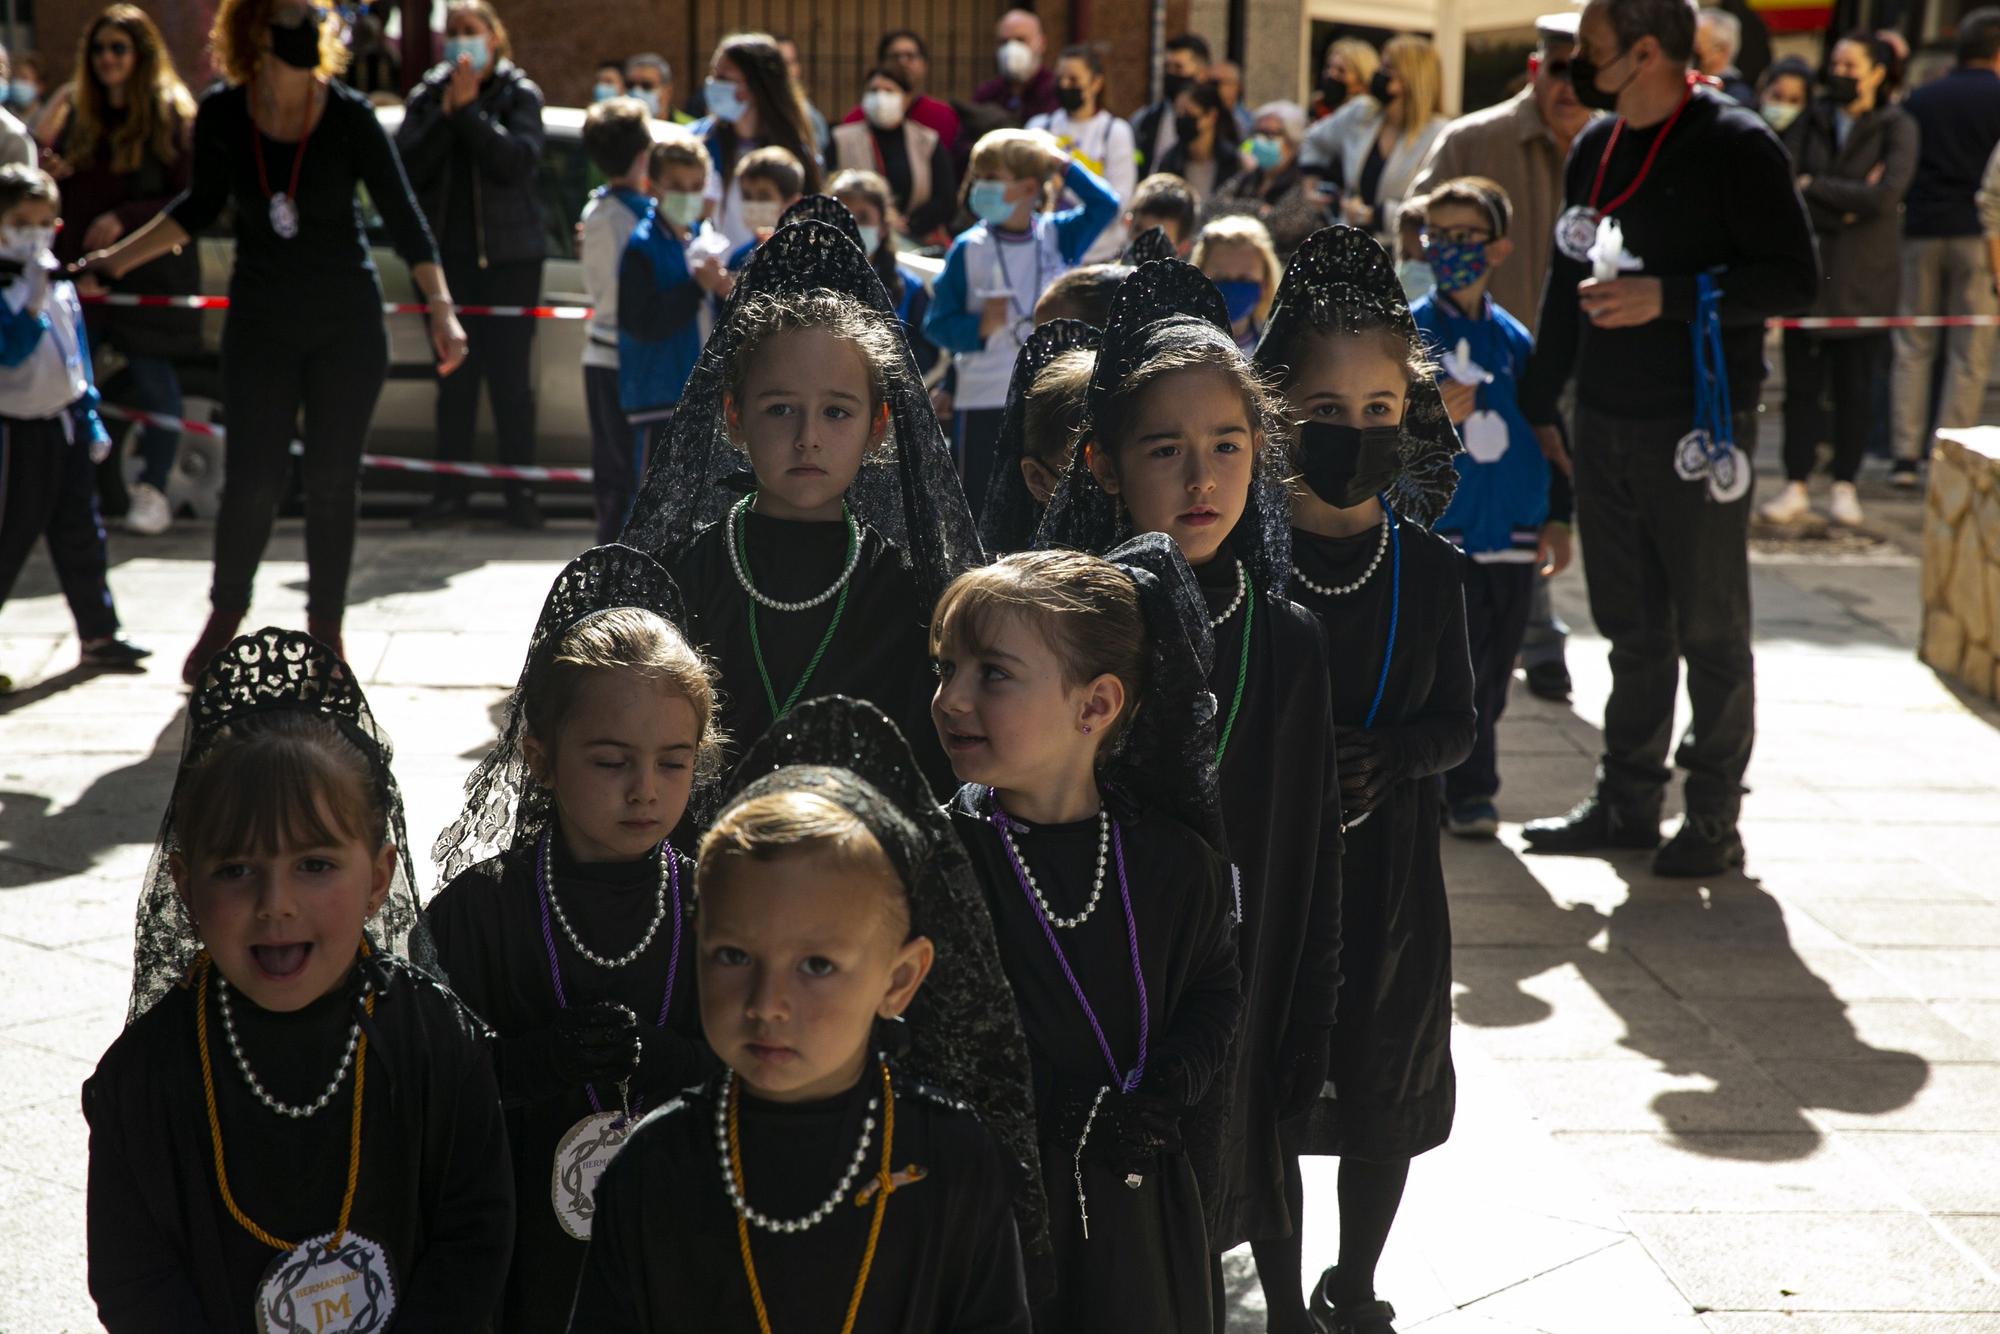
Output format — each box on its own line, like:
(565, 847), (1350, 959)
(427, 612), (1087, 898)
(1214, 576), (1254, 763)
(735, 502), (857, 722)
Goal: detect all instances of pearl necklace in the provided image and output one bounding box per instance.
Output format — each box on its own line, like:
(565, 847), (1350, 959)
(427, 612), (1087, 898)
(726, 496), (863, 612)
(1208, 559), (1247, 628)
(216, 971), (371, 1119)
(1293, 512), (1390, 599)
(993, 794), (1110, 930)
(715, 1069), (878, 1233)
(540, 833), (671, 970)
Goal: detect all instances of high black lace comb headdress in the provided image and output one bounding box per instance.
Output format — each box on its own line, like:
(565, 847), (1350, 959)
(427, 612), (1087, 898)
(721, 695), (1048, 1276)
(619, 219), (982, 605)
(431, 544), (713, 890)
(1036, 259), (1294, 593)
(1099, 533), (1224, 850)
(1121, 225), (1176, 265)
(128, 629), (429, 1020)
(977, 318), (1102, 556)
(778, 193), (865, 253)
(1253, 224), (1462, 526)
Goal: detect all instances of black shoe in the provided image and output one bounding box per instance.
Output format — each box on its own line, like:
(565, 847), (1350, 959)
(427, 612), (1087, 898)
(411, 494), (471, 529)
(1652, 815), (1745, 877)
(1307, 1269), (1399, 1334)
(1524, 659), (1572, 701)
(503, 489), (544, 530)
(80, 636), (153, 670)
(1888, 460), (1920, 490)
(1522, 794), (1660, 853)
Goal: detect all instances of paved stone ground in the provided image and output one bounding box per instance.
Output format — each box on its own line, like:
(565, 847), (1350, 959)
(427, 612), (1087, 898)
(2, 467), (1997, 1332)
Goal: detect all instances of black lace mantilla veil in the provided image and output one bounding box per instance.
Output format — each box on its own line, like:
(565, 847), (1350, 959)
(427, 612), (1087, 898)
(128, 629), (429, 1021)
(1035, 258), (1294, 593)
(1121, 225), (1176, 266)
(778, 193), (865, 252)
(430, 544), (710, 890)
(1099, 532), (1224, 850)
(1253, 224), (1462, 526)
(617, 219), (983, 605)
(722, 695), (1049, 1278)
(977, 318), (1101, 555)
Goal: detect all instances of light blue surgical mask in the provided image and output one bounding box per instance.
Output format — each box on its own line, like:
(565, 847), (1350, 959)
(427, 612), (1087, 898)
(444, 36), (490, 74)
(1249, 135), (1284, 170)
(705, 77), (747, 124)
(857, 224), (882, 255)
(659, 191), (706, 228)
(969, 179), (1018, 226)
(1396, 258), (1436, 302)
(593, 81), (621, 103)
(632, 87), (662, 117)
(6, 81), (35, 108)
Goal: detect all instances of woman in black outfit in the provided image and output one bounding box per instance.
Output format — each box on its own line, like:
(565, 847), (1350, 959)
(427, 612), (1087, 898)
(397, 0), (548, 530)
(76, 0), (467, 685)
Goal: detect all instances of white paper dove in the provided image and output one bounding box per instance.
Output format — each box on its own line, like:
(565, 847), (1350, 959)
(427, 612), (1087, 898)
(1588, 216), (1644, 283)
(1441, 337), (1494, 387)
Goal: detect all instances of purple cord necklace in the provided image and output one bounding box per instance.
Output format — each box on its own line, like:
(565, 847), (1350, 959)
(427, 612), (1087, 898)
(535, 829), (682, 1120)
(987, 788), (1150, 1093)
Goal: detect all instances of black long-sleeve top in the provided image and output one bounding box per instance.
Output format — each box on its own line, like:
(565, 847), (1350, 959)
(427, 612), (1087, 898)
(865, 121), (960, 239)
(83, 952), (513, 1333)
(168, 79), (438, 323)
(1519, 87), (1817, 426)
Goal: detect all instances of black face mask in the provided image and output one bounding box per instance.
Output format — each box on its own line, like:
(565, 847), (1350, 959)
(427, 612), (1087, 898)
(1174, 113), (1203, 145)
(1298, 421), (1402, 510)
(1056, 84), (1086, 114)
(1319, 78), (1349, 110)
(268, 10), (323, 70)
(1368, 68), (1394, 102)
(1568, 47), (1629, 113)
(1162, 71), (1193, 101)
(1822, 73), (1861, 104)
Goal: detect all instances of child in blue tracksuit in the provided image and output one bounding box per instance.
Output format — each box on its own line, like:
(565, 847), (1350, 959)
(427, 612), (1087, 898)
(578, 98), (658, 543)
(1411, 177), (1571, 838)
(0, 164), (149, 680)
(619, 129), (732, 470)
(924, 129), (1117, 514)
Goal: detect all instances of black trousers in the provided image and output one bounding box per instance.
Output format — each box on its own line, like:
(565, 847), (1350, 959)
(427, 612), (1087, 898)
(435, 259), (543, 500)
(1781, 329), (1886, 484)
(1574, 405), (1756, 821)
(0, 414), (119, 639)
(1444, 558), (1538, 806)
(585, 362), (645, 545)
(214, 312), (388, 619)
(955, 407), (1006, 518)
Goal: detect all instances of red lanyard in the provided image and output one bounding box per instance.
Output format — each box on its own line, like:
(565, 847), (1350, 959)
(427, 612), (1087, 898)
(251, 83), (318, 204)
(1586, 75), (1695, 217)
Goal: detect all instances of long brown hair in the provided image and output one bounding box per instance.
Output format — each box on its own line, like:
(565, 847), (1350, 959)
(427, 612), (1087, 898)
(65, 4), (195, 175)
(710, 32), (822, 194)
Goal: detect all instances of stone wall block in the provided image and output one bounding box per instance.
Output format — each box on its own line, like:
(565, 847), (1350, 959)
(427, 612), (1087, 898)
(1931, 441), (1973, 523)
(1924, 609), (1966, 674)
(1950, 521), (1991, 647)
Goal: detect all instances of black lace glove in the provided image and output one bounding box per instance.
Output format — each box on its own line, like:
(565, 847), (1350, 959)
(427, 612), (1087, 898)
(1274, 1024), (1334, 1121)
(1335, 727), (1405, 816)
(1052, 1084), (1186, 1177)
(494, 1001), (641, 1106)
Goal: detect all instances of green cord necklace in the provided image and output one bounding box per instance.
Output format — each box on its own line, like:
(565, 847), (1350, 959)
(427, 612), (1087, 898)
(733, 499), (857, 722)
(1214, 577), (1254, 763)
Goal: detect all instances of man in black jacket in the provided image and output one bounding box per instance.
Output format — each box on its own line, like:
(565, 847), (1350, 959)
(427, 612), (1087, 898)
(1517, 0), (1816, 877)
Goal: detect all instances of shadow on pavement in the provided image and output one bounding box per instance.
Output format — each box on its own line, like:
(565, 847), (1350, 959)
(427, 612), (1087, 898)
(0, 715), (182, 890)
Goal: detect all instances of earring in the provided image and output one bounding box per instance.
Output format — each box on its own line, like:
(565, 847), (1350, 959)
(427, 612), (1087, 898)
(1080, 723), (1093, 735)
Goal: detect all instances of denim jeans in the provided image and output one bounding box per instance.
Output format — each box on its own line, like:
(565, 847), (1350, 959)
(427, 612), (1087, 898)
(1573, 405), (1756, 820)
(120, 354), (185, 492)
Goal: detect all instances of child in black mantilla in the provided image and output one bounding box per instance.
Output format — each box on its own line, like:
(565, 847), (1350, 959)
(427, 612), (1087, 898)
(977, 317), (1102, 557)
(931, 535), (1241, 1332)
(84, 629), (512, 1333)
(568, 695), (1046, 1333)
(619, 220), (982, 805)
(1034, 260), (1345, 1321)
(1253, 224), (1476, 1334)
(424, 543), (723, 1331)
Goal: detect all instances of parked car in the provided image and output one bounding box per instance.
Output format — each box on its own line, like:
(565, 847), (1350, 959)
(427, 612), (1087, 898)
(98, 103), (599, 518)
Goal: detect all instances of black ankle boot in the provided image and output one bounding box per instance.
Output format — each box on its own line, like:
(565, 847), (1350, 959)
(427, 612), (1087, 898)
(1522, 794), (1660, 853)
(1652, 814), (1745, 877)
(1307, 1268), (1399, 1334)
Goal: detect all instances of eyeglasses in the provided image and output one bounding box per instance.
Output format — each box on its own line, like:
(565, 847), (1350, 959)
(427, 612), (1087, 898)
(92, 41), (134, 57)
(1421, 226), (1494, 246)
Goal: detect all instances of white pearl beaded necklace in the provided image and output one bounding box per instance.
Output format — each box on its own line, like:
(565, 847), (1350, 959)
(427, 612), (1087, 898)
(715, 1069), (878, 1233)
(540, 834), (671, 970)
(1292, 512), (1390, 599)
(1208, 559), (1247, 629)
(216, 972), (372, 1119)
(725, 496), (863, 612)
(995, 802), (1110, 930)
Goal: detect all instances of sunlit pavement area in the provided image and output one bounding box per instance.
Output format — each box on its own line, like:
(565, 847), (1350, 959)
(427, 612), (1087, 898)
(3, 461), (1998, 1332)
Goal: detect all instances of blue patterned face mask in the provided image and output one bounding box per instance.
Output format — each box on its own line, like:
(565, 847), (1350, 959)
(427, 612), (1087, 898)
(1422, 238), (1489, 294)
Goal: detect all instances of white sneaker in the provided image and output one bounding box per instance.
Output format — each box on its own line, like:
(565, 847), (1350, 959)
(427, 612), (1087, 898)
(123, 481), (172, 536)
(1829, 482), (1864, 527)
(1758, 481), (1811, 525)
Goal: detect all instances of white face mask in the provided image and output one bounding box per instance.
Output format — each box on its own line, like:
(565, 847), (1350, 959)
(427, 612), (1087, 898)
(998, 39), (1036, 82)
(740, 200), (782, 234)
(856, 223), (882, 255)
(0, 224), (55, 262)
(862, 89), (906, 129)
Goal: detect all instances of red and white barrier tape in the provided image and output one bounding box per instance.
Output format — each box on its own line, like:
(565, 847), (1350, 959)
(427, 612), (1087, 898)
(98, 405), (594, 484)
(1772, 314), (2000, 330)
(79, 291), (593, 320)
